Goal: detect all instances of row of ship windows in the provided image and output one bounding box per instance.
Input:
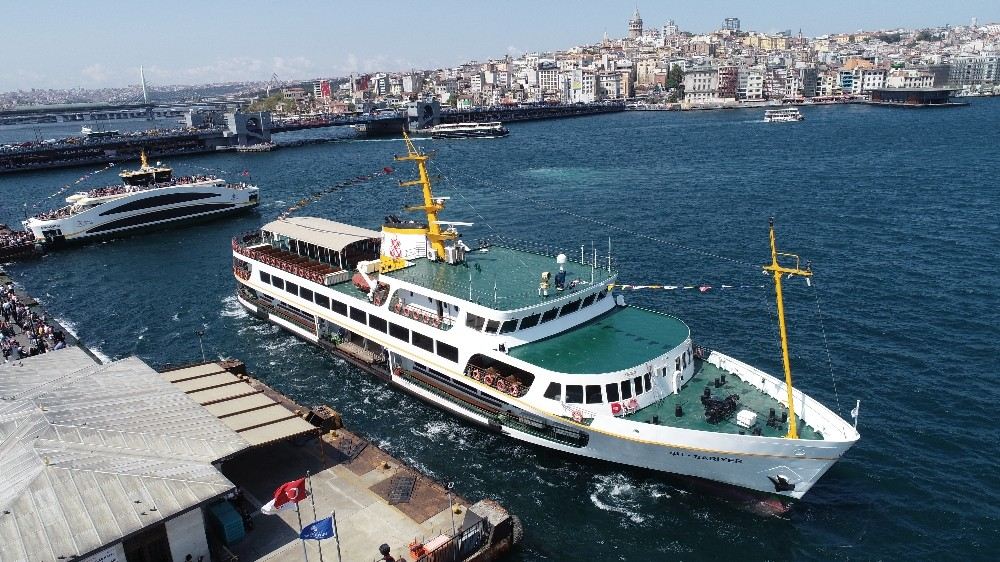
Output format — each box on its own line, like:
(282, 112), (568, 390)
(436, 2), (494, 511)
(543, 373), (653, 405)
(260, 270), (459, 363)
(465, 289), (607, 334)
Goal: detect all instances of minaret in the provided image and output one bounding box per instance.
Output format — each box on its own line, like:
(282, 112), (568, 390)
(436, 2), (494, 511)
(628, 7), (643, 39)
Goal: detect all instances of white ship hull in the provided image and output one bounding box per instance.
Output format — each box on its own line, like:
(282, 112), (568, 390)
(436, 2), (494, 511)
(235, 276), (858, 500)
(24, 182), (258, 243)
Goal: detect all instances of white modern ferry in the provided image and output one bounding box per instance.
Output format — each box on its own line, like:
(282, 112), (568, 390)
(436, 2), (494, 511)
(764, 108), (804, 122)
(231, 135), (858, 500)
(24, 152), (259, 244)
(423, 122), (510, 139)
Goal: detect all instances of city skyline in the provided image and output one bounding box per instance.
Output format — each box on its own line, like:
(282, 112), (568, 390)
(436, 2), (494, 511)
(3, 0), (1000, 91)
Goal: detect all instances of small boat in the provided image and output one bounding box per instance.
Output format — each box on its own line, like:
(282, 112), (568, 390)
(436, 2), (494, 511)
(424, 122), (510, 139)
(764, 108), (804, 123)
(80, 126), (120, 138)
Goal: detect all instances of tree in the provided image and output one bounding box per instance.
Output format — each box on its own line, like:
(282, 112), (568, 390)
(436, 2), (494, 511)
(665, 64), (685, 103)
(915, 30), (937, 42)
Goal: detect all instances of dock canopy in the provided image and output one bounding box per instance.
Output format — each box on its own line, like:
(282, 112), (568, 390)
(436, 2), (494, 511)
(262, 217), (380, 253)
(160, 361), (319, 448)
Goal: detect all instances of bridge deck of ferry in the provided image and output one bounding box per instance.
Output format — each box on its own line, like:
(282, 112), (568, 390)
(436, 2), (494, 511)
(506, 306), (690, 374)
(384, 245), (614, 311)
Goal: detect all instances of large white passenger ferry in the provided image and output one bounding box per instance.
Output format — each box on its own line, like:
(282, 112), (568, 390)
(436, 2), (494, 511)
(24, 152), (259, 244)
(231, 136), (859, 500)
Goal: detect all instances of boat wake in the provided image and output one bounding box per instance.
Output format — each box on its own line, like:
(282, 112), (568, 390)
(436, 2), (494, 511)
(410, 419), (475, 446)
(589, 473), (672, 524)
(219, 295), (248, 319)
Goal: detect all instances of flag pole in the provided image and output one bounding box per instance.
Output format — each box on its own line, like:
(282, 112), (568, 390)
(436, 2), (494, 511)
(332, 511), (343, 562)
(307, 471), (324, 562)
(296, 503), (309, 562)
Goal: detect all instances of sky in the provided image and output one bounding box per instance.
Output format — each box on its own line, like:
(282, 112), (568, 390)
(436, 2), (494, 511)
(2, 0), (998, 91)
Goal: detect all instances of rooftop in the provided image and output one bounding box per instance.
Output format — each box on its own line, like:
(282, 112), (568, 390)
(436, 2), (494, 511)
(263, 217), (381, 253)
(385, 245), (614, 310)
(507, 306), (689, 374)
(0, 348), (249, 561)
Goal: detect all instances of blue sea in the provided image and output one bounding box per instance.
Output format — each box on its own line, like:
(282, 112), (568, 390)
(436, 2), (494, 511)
(2, 100), (998, 560)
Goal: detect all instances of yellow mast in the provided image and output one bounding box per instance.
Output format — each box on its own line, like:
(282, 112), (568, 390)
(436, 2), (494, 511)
(394, 132), (455, 260)
(762, 218), (812, 439)
(139, 149), (149, 169)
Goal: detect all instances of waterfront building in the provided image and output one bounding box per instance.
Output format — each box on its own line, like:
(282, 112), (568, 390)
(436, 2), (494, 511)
(737, 66), (765, 101)
(886, 68), (935, 88)
(949, 51), (1000, 86)
(683, 66), (718, 102)
(598, 71), (623, 99)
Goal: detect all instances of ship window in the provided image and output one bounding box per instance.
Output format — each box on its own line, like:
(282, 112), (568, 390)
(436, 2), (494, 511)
(582, 294), (596, 307)
(500, 319), (518, 334)
(485, 319), (500, 333)
(412, 331), (434, 352)
(621, 380), (633, 399)
(389, 322), (408, 341)
(300, 288), (313, 302)
(331, 299), (347, 315)
(644, 373), (652, 391)
(349, 307), (366, 324)
(87, 203), (235, 232)
(314, 294), (329, 308)
(543, 382), (562, 400)
(605, 383), (620, 402)
(565, 385), (583, 404)
(585, 385), (603, 404)
(682, 353), (687, 369)
(285, 281), (298, 296)
(271, 276), (284, 290)
(559, 300), (582, 316)
(675, 357), (681, 372)
(633, 376), (643, 396)
(368, 315), (387, 333)
(97, 191), (219, 216)
(436, 341), (459, 362)
(519, 313), (541, 330)
(260, 271), (271, 284)
(597, 289), (607, 300)
(465, 313), (486, 331)
(540, 308), (559, 323)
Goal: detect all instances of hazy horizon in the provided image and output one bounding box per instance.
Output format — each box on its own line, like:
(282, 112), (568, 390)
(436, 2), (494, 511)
(3, 0), (998, 91)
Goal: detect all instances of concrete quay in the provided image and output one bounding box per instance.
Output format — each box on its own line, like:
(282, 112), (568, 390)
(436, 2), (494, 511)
(198, 366), (521, 562)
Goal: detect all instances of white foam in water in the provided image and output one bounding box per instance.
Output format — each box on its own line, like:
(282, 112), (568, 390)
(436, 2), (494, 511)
(588, 473), (650, 524)
(54, 316), (79, 338)
(89, 347), (112, 364)
(219, 295), (248, 319)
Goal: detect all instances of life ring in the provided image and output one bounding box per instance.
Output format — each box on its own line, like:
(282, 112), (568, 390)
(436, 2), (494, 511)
(495, 379), (508, 393)
(484, 374), (495, 386)
(571, 410), (584, 424)
(433, 317), (441, 328)
(610, 402), (622, 416)
(394, 300), (402, 313)
(373, 293), (383, 306)
(628, 398), (639, 410)
(509, 382), (522, 396)
(393, 366), (402, 377)
(470, 368), (482, 381)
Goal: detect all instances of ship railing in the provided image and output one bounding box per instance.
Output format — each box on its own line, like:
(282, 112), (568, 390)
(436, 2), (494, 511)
(233, 235), (340, 286)
(390, 296), (454, 331)
(465, 364), (528, 398)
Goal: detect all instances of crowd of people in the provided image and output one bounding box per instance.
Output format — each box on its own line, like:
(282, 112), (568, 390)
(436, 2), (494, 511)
(1, 281), (67, 362)
(0, 226), (36, 250)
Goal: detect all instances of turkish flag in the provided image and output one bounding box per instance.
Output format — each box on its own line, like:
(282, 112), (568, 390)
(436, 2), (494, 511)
(260, 478), (309, 515)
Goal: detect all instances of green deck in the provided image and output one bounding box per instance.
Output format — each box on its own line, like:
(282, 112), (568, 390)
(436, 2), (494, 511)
(507, 306), (690, 374)
(625, 359), (824, 439)
(383, 246), (613, 310)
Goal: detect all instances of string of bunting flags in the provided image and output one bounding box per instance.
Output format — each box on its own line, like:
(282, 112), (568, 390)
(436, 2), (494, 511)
(277, 165), (395, 220)
(35, 162), (117, 208)
(608, 283), (765, 293)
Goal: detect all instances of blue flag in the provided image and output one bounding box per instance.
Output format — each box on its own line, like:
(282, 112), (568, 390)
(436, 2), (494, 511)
(300, 516), (336, 540)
